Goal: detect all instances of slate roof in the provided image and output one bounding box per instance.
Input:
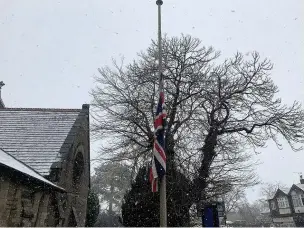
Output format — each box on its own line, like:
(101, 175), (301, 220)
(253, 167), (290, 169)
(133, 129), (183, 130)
(268, 188), (290, 200)
(0, 106), (88, 176)
(0, 148), (64, 191)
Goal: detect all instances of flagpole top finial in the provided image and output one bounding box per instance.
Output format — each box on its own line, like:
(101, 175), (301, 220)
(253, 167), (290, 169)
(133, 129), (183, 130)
(156, 0), (163, 5)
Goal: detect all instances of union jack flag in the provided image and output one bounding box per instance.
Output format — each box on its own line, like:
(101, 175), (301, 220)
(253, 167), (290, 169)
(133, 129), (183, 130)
(149, 86), (166, 192)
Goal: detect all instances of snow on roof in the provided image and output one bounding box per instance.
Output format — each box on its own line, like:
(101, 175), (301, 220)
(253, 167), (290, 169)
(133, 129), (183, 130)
(0, 106), (88, 175)
(281, 188), (290, 195)
(0, 148), (65, 192)
(296, 184), (304, 192)
(267, 188), (290, 200)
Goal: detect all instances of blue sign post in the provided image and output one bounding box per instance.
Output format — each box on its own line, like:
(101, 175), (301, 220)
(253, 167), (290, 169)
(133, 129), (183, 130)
(202, 204), (219, 227)
(202, 201), (225, 227)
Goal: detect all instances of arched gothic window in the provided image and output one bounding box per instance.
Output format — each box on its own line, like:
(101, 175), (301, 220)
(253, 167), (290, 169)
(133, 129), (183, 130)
(72, 151), (84, 185)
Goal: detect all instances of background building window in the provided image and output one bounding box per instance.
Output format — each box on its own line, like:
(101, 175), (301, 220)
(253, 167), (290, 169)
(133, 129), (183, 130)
(300, 194), (304, 206)
(277, 197), (289, 208)
(292, 195), (302, 207)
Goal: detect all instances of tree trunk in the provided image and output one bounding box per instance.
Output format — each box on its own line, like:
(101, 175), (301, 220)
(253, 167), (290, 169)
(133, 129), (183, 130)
(193, 127), (218, 203)
(109, 181), (114, 215)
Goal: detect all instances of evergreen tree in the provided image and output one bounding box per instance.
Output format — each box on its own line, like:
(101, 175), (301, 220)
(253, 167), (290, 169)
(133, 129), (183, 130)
(85, 190), (100, 227)
(122, 165), (191, 227)
(91, 162), (132, 214)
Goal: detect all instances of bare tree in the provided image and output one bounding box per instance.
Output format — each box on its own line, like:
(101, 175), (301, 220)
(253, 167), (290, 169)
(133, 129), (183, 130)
(203, 143), (259, 202)
(91, 35), (304, 211)
(252, 181), (289, 213)
(223, 187), (246, 213)
(236, 199), (261, 225)
(260, 181), (288, 199)
(192, 50), (304, 203)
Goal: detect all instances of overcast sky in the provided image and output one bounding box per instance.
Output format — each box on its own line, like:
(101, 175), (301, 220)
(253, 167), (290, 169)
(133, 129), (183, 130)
(0, 0), (303, 202)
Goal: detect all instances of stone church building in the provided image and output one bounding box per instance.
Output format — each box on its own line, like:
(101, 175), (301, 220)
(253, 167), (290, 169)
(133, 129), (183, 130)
(0, 84), (90, 226)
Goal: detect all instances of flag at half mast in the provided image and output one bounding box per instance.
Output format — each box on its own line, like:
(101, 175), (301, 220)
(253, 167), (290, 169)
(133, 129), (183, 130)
(149, 74), (166, 192)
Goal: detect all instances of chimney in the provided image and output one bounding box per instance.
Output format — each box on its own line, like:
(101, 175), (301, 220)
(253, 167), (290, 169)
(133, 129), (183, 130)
(82, 103), (90, 111)
(300, 175), (304, 184)
(0, 81), (5, 109)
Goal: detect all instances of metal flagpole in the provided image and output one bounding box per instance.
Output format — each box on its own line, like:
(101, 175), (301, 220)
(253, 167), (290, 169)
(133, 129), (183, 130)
(156, 0), (167, 227)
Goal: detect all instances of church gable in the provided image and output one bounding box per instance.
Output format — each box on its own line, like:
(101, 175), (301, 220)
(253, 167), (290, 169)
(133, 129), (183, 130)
(0, 104), (90, 227)
(0, 105), (89, 176)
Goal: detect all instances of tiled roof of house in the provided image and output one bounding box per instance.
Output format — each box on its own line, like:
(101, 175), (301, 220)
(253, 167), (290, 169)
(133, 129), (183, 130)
(0, 106), (88, 176)
(0, 148), (64, 191)
(268, 188), (290, 200)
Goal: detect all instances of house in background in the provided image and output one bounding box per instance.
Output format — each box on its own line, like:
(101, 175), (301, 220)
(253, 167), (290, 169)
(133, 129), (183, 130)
(268, 176), (304, 227)
(0, 85), (90, 227)
(268, 188), (294, 226)
(288, 181), (304, 226)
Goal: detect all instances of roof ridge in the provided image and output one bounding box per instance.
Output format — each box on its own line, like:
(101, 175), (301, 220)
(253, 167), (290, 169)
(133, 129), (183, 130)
(0, 108), (82, 112)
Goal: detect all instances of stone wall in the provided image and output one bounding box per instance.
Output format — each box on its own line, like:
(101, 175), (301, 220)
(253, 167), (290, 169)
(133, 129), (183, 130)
(0, 170), (59, 227)
(49, 109), (90, 227)
(55, 121), (90, 227)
